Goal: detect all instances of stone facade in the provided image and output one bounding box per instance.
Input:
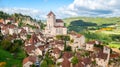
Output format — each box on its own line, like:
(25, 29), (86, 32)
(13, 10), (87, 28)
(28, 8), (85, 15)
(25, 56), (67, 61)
(45, 11), (67, 36)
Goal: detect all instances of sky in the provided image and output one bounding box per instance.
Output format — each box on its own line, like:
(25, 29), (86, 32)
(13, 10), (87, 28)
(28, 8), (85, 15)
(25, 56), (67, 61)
(0, 0), (120, 19)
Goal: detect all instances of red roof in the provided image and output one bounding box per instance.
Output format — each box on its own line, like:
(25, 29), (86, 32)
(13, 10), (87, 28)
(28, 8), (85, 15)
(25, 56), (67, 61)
(20, 28), (27, 34)
(96, 52), (108, 60)
(52, 48), (61, 54)
(110, 53), (119, 58)
(63, 52), (73, 59)
(47, 11), (55, 16)
(82, 58), (92, 65)
(62, 58), (70, 67)
(7, 18), (14, 20)
(69, 31), (77, 35)
(54, 40), (64, 44)
(87, 41), (95, 45)
(56, 19), (63, 22)
(38, 45), (46, 51)
(76, 34), (82, 38)
(0, 19), (4, 23)
(8, 24), (16, 28)
(29, 33), (40, 45)
(24, 45), (36, 53)
(23, 56), (36, 64)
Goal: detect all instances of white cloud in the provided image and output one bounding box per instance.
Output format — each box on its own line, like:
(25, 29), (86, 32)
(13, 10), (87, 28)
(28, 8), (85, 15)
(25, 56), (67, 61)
(0, 0), (120, 20)
(59, 0), (120, 17)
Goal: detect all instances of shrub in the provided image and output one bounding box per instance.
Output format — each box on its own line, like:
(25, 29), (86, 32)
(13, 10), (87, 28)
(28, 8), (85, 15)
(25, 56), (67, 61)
(71, 56), (78, 65)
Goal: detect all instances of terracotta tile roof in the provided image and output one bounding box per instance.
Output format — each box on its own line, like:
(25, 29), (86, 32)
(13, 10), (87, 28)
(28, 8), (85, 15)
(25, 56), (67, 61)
(76, 52), (82, 59)
(87, 40), (102, 45)
(38, 45), (46, 51)
(69, 31), (83, 38)
(0, 19), (4, 23)
(24, 45), (36, 53)
(74, 61), (84, 67)
(69, 31), (77, 35)
(29, 33), (40, 45)
(1, 26), (7, 30)
(56, 19), (63, 22)
(52, 48), (61, 54)
(12, 33), (17, 38)
(96, 52), (108, 60)
(87, 41), (96, 45)
(8, 24), (16, 28)
(7, 18), (14, 20)
(63, 52), (73, 59)
(20, 28), (27, 34)
(62, 58), (70, 67)
(82, 58), (92, 65)
(0, 23), (4, 25)
(54, 40), (64, 44)
(76, 34), (82, 38)
(47, 11), (55, 16)
(38, 32), (43, 36)
(23, 56), (36, 64)
(110, 53), (119, 58)
(93, 47), (102, 52)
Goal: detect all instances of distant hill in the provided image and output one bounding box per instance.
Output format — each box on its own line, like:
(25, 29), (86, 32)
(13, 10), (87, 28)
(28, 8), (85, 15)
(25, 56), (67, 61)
(63, 17), (120, 26)
(0, 11), (34, 22)
(63, 17), (120, 32)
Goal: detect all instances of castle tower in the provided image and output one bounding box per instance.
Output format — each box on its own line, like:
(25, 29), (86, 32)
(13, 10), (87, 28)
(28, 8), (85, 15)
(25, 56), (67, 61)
(47, 11), (56, 29)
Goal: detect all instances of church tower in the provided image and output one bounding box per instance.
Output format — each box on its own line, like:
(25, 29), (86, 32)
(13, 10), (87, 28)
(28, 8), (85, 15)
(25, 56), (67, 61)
(47, 11), (56, 29)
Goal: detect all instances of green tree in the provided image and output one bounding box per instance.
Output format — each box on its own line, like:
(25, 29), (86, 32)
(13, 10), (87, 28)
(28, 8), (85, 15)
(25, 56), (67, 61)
(56, 35), (70, 41)
(13, 40), (23, 46)
(0, 39), (12, 50)
(10, 43), (19, 52)
(70, 39), (74, 43)
(71, 56), (78, 65)
(65, 46), (72, 51)
(18, 21), (23, 27)
(40, 60), (48, 67)
(27, 35), (31, 40)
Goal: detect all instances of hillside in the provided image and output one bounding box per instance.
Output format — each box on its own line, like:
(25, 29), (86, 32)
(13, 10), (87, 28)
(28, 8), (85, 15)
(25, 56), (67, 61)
(63, 17), (120, 26)
(63, 17), (120, 49)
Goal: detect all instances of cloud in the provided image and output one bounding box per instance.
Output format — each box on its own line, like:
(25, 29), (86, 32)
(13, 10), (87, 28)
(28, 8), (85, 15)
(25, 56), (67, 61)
(0, 0), (120, 20)
(59, 0), (120, 17)
(0, 7), (46, 19)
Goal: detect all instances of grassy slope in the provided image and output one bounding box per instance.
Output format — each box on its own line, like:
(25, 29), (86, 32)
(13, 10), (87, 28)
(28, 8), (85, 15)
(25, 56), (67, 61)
(109, 42), (120, 48)
(63, 17), (120, 26)
(63, 17), (120, 48)
(0, 48), (22, 67)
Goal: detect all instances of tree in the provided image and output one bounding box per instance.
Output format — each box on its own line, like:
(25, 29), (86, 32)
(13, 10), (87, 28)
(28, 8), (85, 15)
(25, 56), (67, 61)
(10, 43), (19, 52)
(65, 46), (72, 51)
(0, 34), (3, 41)
(40, 60), (48, 67)
(18, 21), (23, 27)
(38, 20), (46, 30)
(0, 39), (12, 50)
(71, 56), (78, 65)
(13, 40), (23, 46)
(56, 35), (70, 41)
(70, 39), (74, 43)
(27, 35), (31, 40)
(44, 54), (54, 65)
(0, 11), (10, 19)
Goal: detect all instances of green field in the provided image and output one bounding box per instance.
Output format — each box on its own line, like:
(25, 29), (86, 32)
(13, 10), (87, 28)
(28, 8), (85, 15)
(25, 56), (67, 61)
(109, 42), (120, 48)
